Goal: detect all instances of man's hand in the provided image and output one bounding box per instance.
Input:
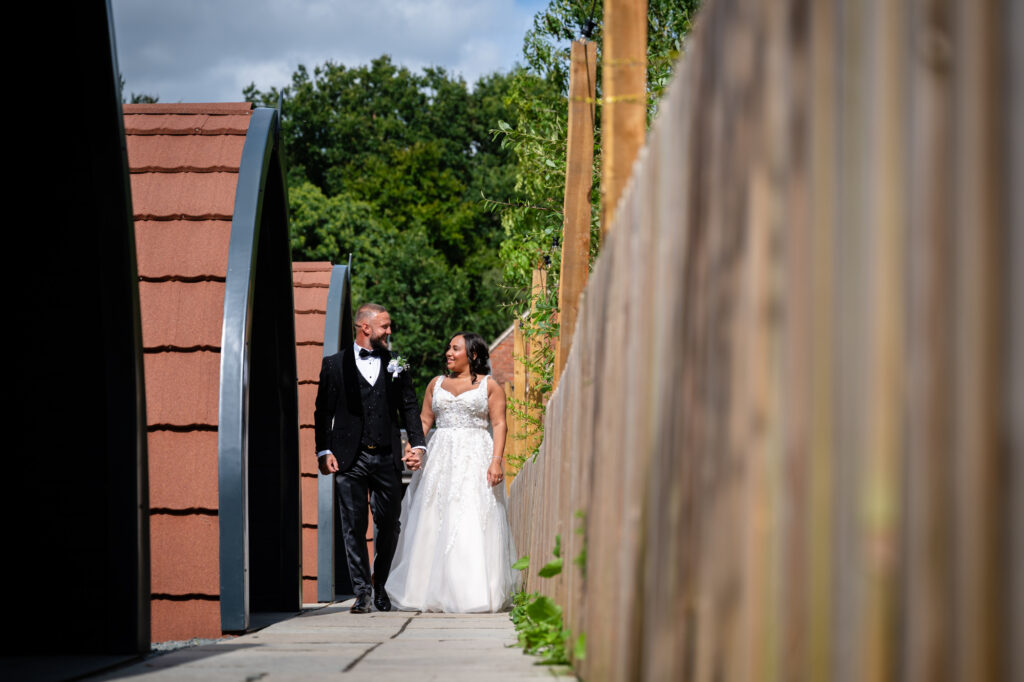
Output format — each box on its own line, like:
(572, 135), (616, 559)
(402, 443), (423, 471)
(318, 453), (339, 475)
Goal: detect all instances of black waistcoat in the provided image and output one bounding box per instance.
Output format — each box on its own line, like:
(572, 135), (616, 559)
(358, 369), (389, 451)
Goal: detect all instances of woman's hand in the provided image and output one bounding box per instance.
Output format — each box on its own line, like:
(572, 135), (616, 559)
(487, 459), (504, 487)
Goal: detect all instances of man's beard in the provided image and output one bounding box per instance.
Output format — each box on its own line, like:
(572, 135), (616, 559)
(369, 333), (389, 352)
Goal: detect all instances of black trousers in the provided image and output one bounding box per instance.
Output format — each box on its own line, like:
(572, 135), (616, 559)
(335, 449), (403, 597)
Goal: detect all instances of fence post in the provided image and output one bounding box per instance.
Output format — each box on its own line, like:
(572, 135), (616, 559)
(512, 319), (527, 468)
(527, 268), (548, 452)
(601, 0), (647, 237)
(555, 39), (597, 392)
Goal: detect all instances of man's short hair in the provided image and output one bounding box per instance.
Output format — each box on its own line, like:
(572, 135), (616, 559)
(355, 302), (387, 324)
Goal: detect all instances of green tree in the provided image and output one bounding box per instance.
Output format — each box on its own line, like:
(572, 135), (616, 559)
(245, 57), (520, 392)
(119, 73), (159, 104)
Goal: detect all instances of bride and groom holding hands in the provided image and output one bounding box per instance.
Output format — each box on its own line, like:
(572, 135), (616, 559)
(314, 303), (518, 614)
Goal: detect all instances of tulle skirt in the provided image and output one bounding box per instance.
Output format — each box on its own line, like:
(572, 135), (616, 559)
(385, 426), (518, 612)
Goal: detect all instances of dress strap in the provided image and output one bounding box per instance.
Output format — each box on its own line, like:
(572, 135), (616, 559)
(432, 375), (445, 399)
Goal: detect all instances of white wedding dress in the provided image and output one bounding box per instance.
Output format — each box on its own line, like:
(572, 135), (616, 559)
(385, 375), (518, 612)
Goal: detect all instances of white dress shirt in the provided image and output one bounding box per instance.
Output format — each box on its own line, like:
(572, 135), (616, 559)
(353, 341), (381, 385)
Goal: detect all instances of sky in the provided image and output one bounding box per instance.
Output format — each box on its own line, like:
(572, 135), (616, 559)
(111, 0), (550, 103)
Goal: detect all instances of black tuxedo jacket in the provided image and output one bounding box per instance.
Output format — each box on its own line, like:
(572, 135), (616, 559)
(313, 346), (427, 473)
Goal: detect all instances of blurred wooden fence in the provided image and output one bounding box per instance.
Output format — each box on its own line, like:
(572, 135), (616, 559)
(507, 0), (1022, 680)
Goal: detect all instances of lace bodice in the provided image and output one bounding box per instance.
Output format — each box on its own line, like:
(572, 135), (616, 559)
(432, 375), (490, 430)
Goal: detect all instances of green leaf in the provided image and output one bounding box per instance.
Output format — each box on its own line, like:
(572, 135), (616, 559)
(525, 595), (562, 623)
(538, 557), (562, 578)
(552, 533), (561, 558)
(573, 546), (586, 571)
(573, 632), (586, 660)
(512, 555), (530, 571)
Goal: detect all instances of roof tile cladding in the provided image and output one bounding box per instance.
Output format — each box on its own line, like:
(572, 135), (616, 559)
(135, 221), (230, 278)
(125, 102), (253, 641)
(291, 266), (382, 601)
(292, 262), (331, 603)
(128, 135), (247, 172)
(138, 281), (226, 349)
(129, 173), (240, 219)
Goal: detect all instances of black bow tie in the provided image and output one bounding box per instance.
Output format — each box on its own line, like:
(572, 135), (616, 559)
(359, 348), (380, 359)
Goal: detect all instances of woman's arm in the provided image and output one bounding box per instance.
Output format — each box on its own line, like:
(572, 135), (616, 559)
(486, 379), (507, 487)
(404, 376), (439, 472)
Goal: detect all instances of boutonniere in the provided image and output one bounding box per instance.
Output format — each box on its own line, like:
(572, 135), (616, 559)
(386, 355), (410, 380)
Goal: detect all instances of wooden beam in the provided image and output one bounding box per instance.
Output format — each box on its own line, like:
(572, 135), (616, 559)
(555, 40), (597, 392)
(601, 0), (647, 237)
(528, 268), (548, 433)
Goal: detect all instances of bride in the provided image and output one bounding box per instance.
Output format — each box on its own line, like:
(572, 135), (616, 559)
(385, 331), (518, 612)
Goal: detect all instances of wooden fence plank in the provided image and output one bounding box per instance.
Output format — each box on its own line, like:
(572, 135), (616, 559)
(507, 1), (1019, 680)
(807, 1), (839, 678)
(952, 2), (1009, 679)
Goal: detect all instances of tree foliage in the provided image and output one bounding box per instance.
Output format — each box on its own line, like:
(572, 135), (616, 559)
(491, 0), (701, 417)
(119, 74), (159, 104)
(496, 0), (701, 290)
(240, 2), (700, 395)
(245, 57), (518, 391)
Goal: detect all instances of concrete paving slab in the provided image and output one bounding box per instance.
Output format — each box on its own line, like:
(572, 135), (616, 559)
(85, 601), (575, 681)
(379, 638), (517, 651)
(247, 627), (398, 639)
(396, 629), (522, 641)
(0, 655), (138, 682)
(398, 610), (514, 618)
(409, 618), (515, 628)
(99, 648), (365, 680)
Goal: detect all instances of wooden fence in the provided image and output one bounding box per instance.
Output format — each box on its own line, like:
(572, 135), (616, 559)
(507, 0), (1023, 680)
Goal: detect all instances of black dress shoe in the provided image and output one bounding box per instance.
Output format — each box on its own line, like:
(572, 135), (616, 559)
(350, 593), (372, 614)
(373, 584), (392, 612)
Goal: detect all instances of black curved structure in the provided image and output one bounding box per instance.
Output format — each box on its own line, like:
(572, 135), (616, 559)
(218, 107), (302, 632)
(3, 0), (149, 661)
(317, 262), (355, 601)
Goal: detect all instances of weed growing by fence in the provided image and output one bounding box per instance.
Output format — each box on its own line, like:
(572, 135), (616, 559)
(509, 535), (586, 666)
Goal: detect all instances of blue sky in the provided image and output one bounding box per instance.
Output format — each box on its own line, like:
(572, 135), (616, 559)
(112, 0), (551, 103)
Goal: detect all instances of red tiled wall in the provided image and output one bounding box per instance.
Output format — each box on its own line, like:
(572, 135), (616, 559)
(150, 601), (221, 643)
(294, 263), (382, 601)
(489, 328), (515, 387)
(126, 102), (254, 642)
(293, 263), (331, 603)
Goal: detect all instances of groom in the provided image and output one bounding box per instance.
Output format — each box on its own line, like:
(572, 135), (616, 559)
(314, 302), (427, 613)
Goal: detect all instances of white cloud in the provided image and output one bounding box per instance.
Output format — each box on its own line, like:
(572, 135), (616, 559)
(112, 0), (546, 102)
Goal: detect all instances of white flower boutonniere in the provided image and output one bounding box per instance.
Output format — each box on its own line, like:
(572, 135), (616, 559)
(387, 355), (410, 380)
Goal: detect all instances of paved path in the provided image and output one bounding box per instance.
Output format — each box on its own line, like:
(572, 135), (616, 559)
(92, 600), (574, 681)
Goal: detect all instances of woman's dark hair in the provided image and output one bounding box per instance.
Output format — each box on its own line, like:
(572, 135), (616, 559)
(446, 331), (490, 383)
